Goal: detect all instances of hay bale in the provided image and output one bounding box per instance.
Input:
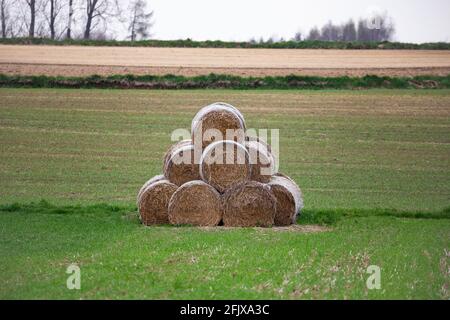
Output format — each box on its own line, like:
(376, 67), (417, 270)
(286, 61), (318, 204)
(136, 174), (165, 206)
(164, 143), (201, 186)
(200, 140), (251, 193)
(274, 172), (301, 187)
(245, 140), (276, 183)
(138, 179), (178, 225)
(245, 134), (272, 153)
(214, 102), (246, 125)
(269, 174), (304, 225)
(168, 180), (222, 226)
(191, 102), (246, 149)
(222, 181), (276, 227)
(162, 139), (192, 169)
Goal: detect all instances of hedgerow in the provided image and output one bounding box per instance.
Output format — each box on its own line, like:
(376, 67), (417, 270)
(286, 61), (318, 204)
(1, 74), (448, 90)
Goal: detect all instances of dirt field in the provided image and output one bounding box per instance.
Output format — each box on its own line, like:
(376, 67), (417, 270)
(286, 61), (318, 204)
(1, 45), (450, 77)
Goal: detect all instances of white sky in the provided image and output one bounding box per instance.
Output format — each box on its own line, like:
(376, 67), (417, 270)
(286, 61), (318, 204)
(121, 0), (450, 43)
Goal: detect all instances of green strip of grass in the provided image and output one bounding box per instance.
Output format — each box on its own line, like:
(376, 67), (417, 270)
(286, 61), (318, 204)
(0, 200), (129, 216)
(2, 37), (450, 50)
(1, 201), (449, 299)
(300, 207), (450, 225)
(1, 200), (449, 226)
(1, 74), (449, 90)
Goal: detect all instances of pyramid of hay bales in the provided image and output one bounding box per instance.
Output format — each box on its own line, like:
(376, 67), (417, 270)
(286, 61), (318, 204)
(137, 102), (304, 227)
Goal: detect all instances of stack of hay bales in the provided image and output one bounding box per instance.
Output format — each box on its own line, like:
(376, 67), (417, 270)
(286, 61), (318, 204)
(137, 102), (303, 227)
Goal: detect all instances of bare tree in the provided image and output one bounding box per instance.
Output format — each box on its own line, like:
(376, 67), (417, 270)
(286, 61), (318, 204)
(374, 13), (395, 41)
(357, 13), (395, 41)
(44, 0), (64, 39)
(84, 0), (98, 39)
(306, 26), (321, 41)
(342, 19), (357, 41)
(356, 19), (369, 41)
(0, 0), (12, 38)
(24, 0), (36, 37)
(48, 0), (55, 38)
(293, 31), (302, 42)
(83, 0), (119, 39)
(128, 0), (153, 41)
(320, 21), (341, 41)
(66, 0), (73, 38)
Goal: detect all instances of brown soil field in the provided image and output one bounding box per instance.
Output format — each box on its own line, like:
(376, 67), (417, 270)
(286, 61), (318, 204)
(1, 45), (450, 77)
(2, 63), (450, 77)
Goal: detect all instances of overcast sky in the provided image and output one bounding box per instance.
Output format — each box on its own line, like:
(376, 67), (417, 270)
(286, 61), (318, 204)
(125, 0), (450, 43)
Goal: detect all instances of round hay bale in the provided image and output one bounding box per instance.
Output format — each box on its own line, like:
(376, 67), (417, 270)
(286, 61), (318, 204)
(245, 134), (272, 153)
(245, 140), (276, 183)
(191, 103), (246, 149)
(222, 181), (276, 227)
(269, 174), (304, 225)
(214, 102), (246, 125)
(136, 174), (165, 206)
(274, 172), (300, 186)
(162, 139), (192, 169)
(164, 143), (201, 186)
(138, 179), (178, 225)
(168, 180), (222, 226)
(200, 140), (251, 193)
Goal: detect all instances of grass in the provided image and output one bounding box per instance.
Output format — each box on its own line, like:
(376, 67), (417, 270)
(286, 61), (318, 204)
(0, 88), (449, 299)
(1, 88), (448, 210)
(1, 74), (449, 90)
(0, 201), (449, 299)
(2, 37), (450, 50)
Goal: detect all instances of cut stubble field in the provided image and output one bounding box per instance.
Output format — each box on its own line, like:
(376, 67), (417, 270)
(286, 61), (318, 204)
(0, 88), (449, 299)
(1, 45), (450, 77)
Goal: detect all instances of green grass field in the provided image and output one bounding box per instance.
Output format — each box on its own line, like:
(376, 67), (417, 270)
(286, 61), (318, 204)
(0, 88), (449, 299)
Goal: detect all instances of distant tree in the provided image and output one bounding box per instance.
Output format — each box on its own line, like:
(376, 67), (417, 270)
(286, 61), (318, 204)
(301, 12), (394, 43)
(306, 26), (321, 41)
(320, 21), (331, 40)
(321, 21), (341, 41)
(357, 13), (395, 41)
(128, 0), (153, 41)
(374, 13), (395, 41)
(357, 19), (370, 41)
(293, 31), (302, 42)
(342, 19), (357, 41)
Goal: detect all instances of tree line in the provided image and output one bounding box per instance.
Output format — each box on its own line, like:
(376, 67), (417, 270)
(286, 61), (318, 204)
(249, 13), (395, 44)
(302, 14), (395, 42)
(0, 4), (397, 44)
(0, 0), (153, 40)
